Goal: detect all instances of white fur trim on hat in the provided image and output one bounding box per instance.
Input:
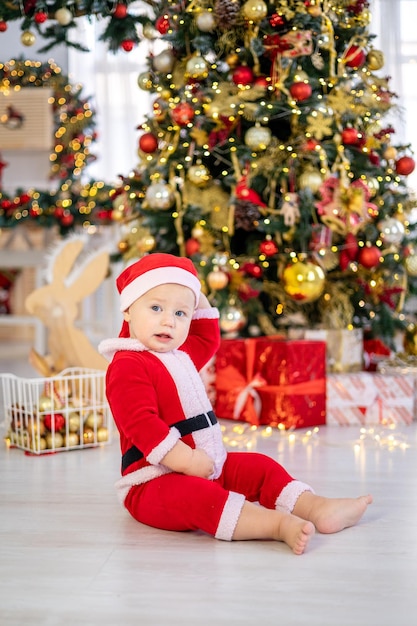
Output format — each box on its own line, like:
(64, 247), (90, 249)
(120, 266), (201, 311)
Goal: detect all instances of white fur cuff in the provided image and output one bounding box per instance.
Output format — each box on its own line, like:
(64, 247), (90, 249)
(275, 480), (314, 514)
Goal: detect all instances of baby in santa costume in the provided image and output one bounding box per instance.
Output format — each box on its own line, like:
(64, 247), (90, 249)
(99, 253), (372, 555)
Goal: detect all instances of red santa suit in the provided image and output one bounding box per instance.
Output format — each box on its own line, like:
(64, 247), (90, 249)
(99, 254), (313, 540)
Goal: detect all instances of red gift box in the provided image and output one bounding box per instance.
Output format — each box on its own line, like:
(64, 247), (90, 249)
(214, 338), (326, 428)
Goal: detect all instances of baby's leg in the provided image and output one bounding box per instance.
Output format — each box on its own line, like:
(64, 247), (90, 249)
(292, 492), (373, 534)
(233, 501), (315, 555)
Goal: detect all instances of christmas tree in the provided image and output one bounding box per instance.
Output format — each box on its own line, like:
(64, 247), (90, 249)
(2, 1), (416, 345)
(115, 0), (416, 345)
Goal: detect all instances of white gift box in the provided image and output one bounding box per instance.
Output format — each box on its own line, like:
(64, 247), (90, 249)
(288, 328), (363, 372)
(327, 372), (415, 426)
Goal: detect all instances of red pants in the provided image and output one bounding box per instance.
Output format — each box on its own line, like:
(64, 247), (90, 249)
(125, 451), (298, 539)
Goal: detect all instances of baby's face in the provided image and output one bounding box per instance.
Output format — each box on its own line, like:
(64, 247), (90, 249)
(124, 283), (195, 352)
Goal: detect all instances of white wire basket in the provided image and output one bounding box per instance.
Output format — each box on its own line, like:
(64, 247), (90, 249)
(1, 368), (112, 455)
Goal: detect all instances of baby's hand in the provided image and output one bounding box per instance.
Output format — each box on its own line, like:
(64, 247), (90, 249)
(185, 448), (215, 479)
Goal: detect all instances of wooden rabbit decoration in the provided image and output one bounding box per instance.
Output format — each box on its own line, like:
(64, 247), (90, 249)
(25, 235), (110, 375)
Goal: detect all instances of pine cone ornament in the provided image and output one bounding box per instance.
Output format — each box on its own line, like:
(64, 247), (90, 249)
(214, 0), (241, 31)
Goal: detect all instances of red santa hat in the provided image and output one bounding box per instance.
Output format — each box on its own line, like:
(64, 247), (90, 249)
(117, 252), (201, 313)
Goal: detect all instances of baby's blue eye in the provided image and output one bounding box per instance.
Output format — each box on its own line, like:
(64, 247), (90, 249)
(151, 305), (161, 312)
(175, 310), (186, 317)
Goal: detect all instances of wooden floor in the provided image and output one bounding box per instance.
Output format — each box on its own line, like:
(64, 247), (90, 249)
(1, 343), (416, 625)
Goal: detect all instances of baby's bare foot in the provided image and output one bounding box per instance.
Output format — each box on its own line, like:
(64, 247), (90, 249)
(310, 494), (373, 534)
(277, 514), (315, 555)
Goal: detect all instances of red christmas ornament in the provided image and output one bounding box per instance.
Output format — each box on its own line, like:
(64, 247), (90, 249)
(341, 127), (362, 145)
(0, 20), (7, 32)
(259, 239), (278, 256)
(185, 238), (200, 256)
(113, 3), (128, 18)
(269, 13), (285, 28)
(289, 82), (312, 102)
(18, 193), (31, 204)
(358, 245), (381, 269)
(241, 262), (263, 279)
(156, 15), (170, 34)
(171, 102), (195, 126)
(121, 39), (135, 52)
(254, 76), (269, 88)
(60, 213), (74, 227)
(345, 45), (366, 69)
(139, 132), (158, 153)
(232, 66), (254, 86)
(44, 413), (65, 432)
(34, 11), (48, 24)
(304, 138), (319, 151)
(395, 156), (416, 176)
(369, 151), (380, 166)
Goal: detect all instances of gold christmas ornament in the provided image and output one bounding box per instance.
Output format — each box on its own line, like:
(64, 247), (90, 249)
(298, 167), (323, 193)
(306, 1), (322, 17)
(65, 432), (80, 447)
(97, 427), (109, 443)
(38, 395), (53, 412)
(143, 22), (158, 39)
(384, 146), (398, 161)
(136, 234), (156, 253)
(185, 54), (209, 79)
(367, 49), (385, 71)
(21, 31), (36, 46)
(403, 324), (417, 355)
(187, 163), (211, 187)
(225, 53), (240, 69)
(137, 72), (153, 91)
(242, 0), (268, 22)
(68, 412), (81, 433)
(219, 303), (247, 335)
(244, 124), (272, 151)
(46, 432), (64, 449)
(282, 260), (326, 303)
(144, 180), (175, 210)
(84, 411), (104, 430)
(153, 49), (175, 73)
(405, 254), (417, 277)
(207, 268), (229, 290)
(196, 11), (216, 32)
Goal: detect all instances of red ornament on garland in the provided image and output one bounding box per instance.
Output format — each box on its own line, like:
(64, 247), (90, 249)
(358, 245), (381, 269)
(341, 127), (362, 145)
(395, 156), (415, 176)
(139, 132), (158, 153)
(344, 45), (366, 69)
(156, 15), (170, 34)
(289, 82), (312, 102)
(232, 66), (254, 86)
(34, 11), (48, 23)
(0, 20), (7, 32)
(259, 239), (278, 256)
(171, 102), (195, 126)
(185, 238), (200, 256)
(121, 39), (135, 52)
(113, 3), (128, 19)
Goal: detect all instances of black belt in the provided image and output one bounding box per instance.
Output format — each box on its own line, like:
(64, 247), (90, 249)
(121, 410), (217, 472)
